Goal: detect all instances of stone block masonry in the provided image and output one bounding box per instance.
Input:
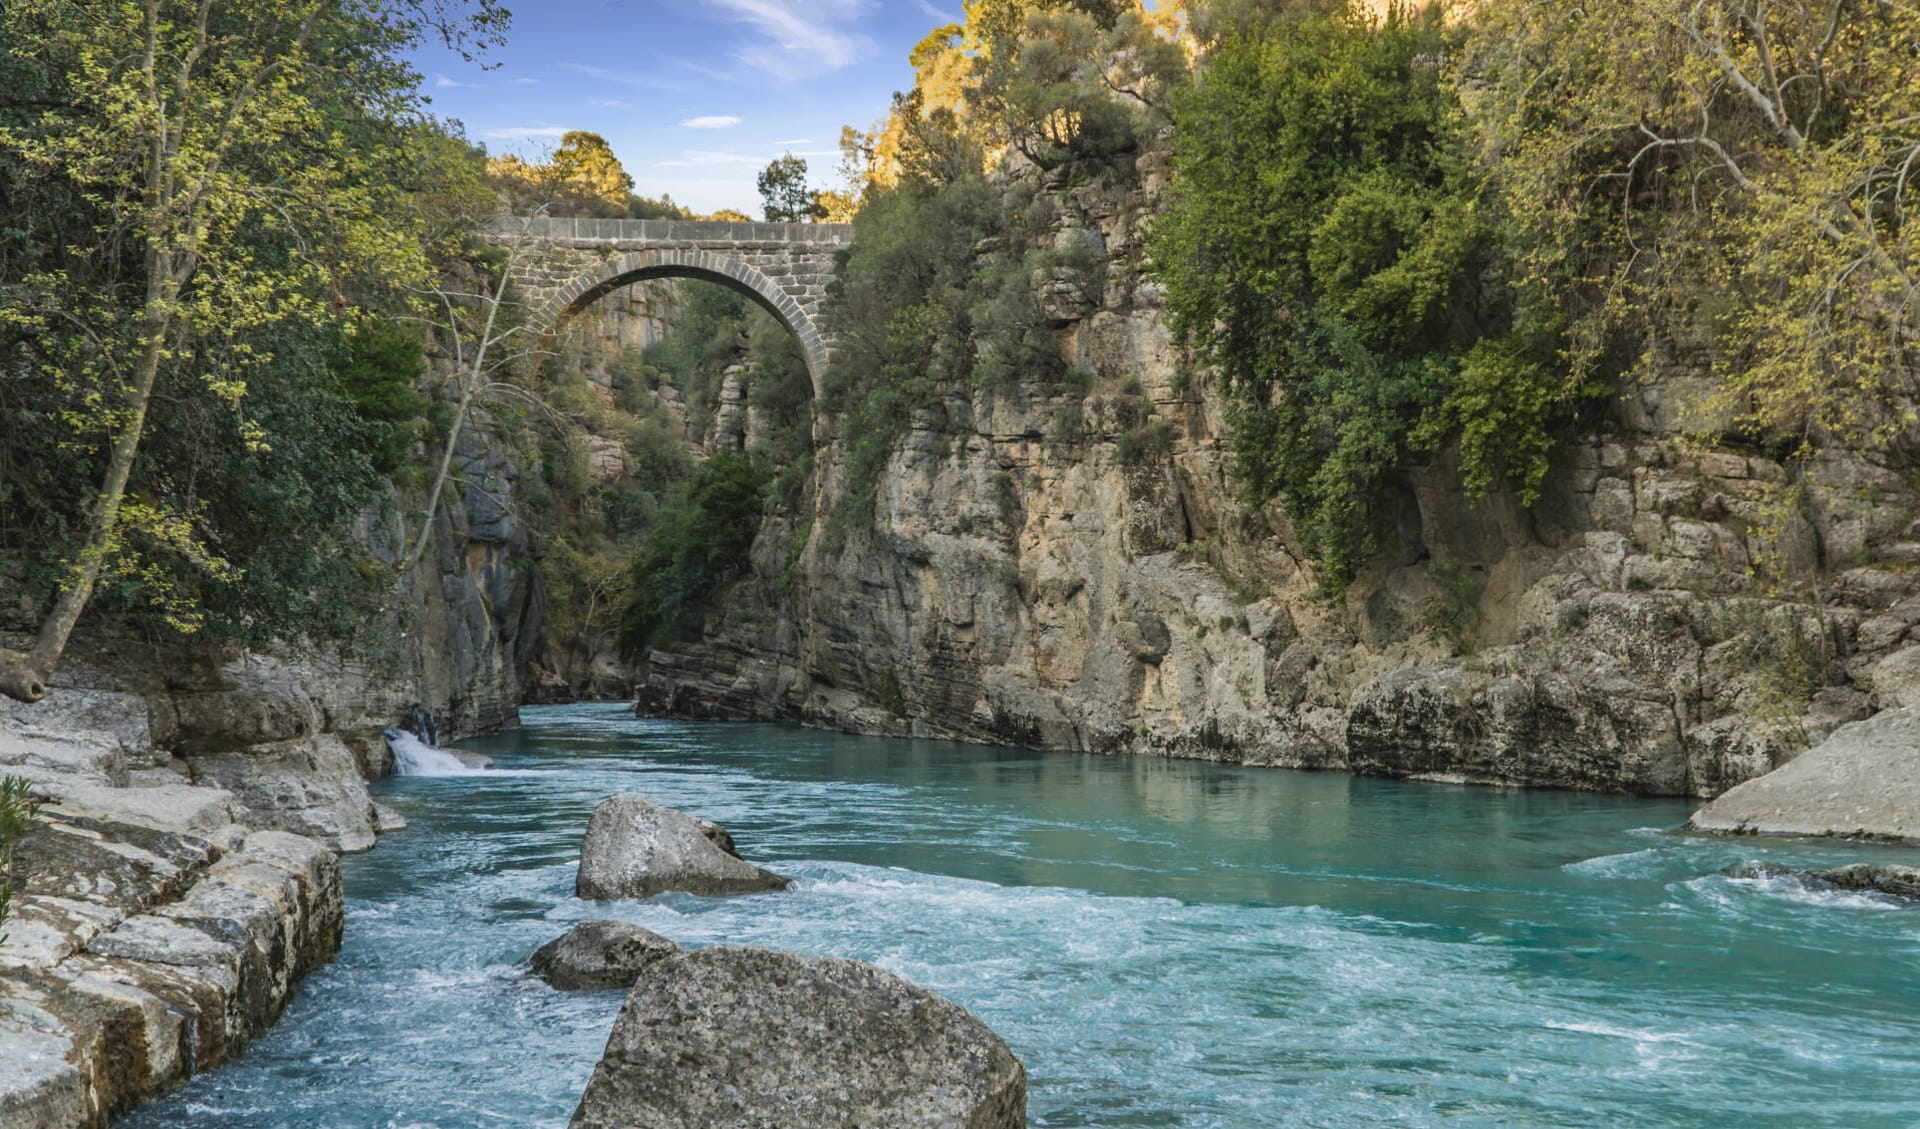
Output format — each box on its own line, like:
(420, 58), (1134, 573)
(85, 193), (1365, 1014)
(482, 218), (853, 395)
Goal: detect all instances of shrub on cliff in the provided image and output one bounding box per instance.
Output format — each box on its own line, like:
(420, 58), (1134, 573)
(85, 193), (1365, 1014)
(1150, 2), (1575, 594)
(617, 451), (772, 658)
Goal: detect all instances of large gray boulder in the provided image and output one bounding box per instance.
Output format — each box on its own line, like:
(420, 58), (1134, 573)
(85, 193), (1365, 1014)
(575, 794), (788, 900)
(570, 947), (1027, 1129)
(1689, 708), (1920, 840)
(529, 921), (680, 990)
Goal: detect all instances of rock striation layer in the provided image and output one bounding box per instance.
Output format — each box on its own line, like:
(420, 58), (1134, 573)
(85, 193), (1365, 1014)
(575, 795), (789, 901)
(0, 756), (341, 1126)
(569, 946), (1027, 1129)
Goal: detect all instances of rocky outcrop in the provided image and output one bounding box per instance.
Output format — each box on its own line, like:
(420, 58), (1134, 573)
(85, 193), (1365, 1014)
(1728, 860), (1920, 901)
(528, 921), (680, 990)
(570, 946), (1027, 1129)
(575, 795), (789, 901)
(0, 750), (341, 1127)
(1689, 708), (1920, 839)
(0, 593), (531, 1126)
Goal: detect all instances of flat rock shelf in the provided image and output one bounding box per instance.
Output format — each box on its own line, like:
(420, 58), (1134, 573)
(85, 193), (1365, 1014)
(125, 704), (1920, 1128)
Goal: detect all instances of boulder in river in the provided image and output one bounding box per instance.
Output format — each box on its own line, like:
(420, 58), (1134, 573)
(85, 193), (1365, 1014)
(575, 794), (789, 900)
(569, 946), (1027, 1129)
(529, 921), (681, 990)
(1689, 708), (1920, 840)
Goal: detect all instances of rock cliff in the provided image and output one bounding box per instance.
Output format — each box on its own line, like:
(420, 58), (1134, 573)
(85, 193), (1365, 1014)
(626, 151), (1920, 801)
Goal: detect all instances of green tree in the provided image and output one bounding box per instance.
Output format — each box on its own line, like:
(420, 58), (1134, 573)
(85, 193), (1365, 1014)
(1150, 2), (1567, 593)
(757, 153), (826, 223)
(0, 0), (505, 702)
(548, 130), (636, 212)
(0, 776), (41, 945)
(1468, 0), (1920, 459)
(332, 318), (429, 475)
(617, 450), (772, 657)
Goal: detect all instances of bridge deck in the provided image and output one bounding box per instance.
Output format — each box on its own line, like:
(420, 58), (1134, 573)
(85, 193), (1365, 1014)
(485, 216), (855, 245)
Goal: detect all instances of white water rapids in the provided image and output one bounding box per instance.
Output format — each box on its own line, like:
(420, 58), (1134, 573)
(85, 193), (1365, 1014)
(383, 728), (485, 776)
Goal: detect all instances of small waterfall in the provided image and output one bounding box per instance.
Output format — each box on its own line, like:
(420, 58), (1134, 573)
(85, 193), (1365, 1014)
(384, 727), (482, 776)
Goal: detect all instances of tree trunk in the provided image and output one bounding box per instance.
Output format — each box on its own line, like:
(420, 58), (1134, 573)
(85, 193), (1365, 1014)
(0, 304), (171, 703)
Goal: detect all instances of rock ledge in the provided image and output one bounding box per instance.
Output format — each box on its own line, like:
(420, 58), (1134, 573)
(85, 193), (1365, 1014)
(1689, 708), (1920, 840)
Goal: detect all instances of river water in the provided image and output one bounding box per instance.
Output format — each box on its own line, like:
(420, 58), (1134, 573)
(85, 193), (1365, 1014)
(127, 704), (1920, 1127)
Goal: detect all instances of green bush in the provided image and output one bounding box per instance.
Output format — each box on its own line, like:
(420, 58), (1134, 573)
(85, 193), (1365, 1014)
(1150, 2), (1572, 595)
(0, 776), (42, 946)
(617, 451), (772, 658)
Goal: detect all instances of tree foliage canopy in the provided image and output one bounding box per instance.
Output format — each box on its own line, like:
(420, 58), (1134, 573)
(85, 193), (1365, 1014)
(1150, 2), (1572, 591)
(1468, 0), (1920, 459)
(0, 0), (503, 678)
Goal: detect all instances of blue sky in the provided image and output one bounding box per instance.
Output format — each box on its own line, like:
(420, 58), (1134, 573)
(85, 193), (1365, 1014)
(412, 1), (960, 216)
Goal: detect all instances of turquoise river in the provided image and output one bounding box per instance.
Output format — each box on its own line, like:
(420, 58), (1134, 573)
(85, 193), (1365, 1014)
(127, 704), (1920, 1127)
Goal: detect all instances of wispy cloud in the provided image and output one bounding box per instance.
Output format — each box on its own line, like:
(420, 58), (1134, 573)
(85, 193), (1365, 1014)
(682, 115), (743, 130)
(433, 73), (482, 89)
(592, 99), (637, 109)
(561, 62), (684, 91)
(773, 138), (811, 147)
(908, 0), (960, 25)
(698, 0), (874, 79)
(656, 150), (764, 168)
(480, 125), (574, 140)
(674, 58), (739, 84)
(510, 77), (540, 86)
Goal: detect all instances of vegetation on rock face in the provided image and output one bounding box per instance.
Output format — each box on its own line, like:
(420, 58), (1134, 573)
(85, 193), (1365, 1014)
(1467, 0), (1920, 462)
(1151, 3), (1575, 592)
(531, 279), (812, 679)
(616, 450), (774, 660)
(0, 776), (42, 945)
(820, 0), (1917, 602)
(819, 0), (1175, 536)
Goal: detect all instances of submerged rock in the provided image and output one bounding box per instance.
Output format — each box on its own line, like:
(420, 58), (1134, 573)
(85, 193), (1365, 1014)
(569, 946), (1027, 1129)
(1726, 861), (1920, 902)
(1689, 708), (1920, 840)
(529, 921), (680, 990)
(575, 794), (788, 901)
(1821, 864), (1920, 900)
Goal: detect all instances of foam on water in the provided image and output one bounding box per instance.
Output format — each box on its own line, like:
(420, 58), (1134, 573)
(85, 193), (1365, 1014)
(126, 705), (1920, 1129)
(1707, 870), (1907, 912)
(384, 728), (485, 776)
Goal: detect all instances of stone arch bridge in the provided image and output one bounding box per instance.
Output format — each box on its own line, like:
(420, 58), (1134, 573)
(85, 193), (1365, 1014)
(486, 217), (855, 394)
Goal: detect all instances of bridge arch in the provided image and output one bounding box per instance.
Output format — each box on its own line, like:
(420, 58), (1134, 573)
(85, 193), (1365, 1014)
(540, 249), (830, 397)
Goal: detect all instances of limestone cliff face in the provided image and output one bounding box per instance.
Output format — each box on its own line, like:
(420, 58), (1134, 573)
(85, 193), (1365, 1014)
(629, 150), (1920, 801)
